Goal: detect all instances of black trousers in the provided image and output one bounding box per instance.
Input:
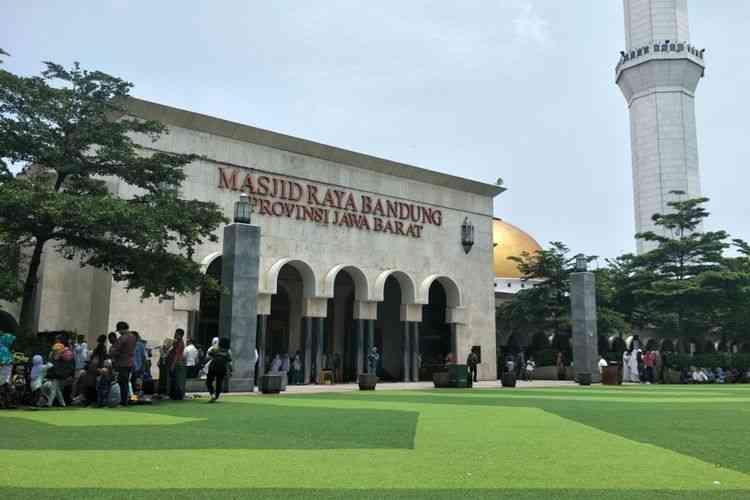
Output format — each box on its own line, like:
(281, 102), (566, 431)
(207, 370), (227, 399)
(117, 367), (130, 406)
(469, 365), (478, 382)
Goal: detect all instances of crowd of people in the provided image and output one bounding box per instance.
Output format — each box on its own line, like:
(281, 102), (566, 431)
(0, 322), (235, 409)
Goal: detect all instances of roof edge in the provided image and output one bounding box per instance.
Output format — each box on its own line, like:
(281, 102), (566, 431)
(121, 97), (505, 198)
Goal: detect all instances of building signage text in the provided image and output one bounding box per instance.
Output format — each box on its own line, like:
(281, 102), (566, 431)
(217, 167), (441, 238)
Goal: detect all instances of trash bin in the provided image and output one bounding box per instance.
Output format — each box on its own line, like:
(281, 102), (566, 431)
(601, 365), (621, 385)
(447, 364), (470, 388)
(501, 372), (517, 388)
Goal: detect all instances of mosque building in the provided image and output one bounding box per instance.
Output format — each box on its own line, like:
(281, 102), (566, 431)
(1, 97), (514, 382)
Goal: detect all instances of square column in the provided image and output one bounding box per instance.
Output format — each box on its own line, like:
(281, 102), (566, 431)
(303, 317), (312, 384)
(366, 320), (375, 374)
(402, 321), (410, 382)
(571, 271), (600, 383)
(219, 223), (260, 392)
(315, 317), (324, 383)
(355, 319), (364, 376)
(257, 315), (267, 377)
(411, 322), (420, 382)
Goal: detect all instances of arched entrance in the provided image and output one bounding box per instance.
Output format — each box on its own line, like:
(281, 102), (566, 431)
(0, 311), (18, 335)
(419, 281), (451, 379)
(196, 257), (222, 349)
(376, 276), (402, 381)
(325, 271), (356, 382)
(264, 264), (305, 373)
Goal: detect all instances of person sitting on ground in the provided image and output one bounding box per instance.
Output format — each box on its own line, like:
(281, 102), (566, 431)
(715, 367), (726, 384)
(207, 337), (232, 403)
(270, 354), (282, 374)
(96, 359), (121, 408)
(526, 357), (536, 382)
(703, 368), (715, 383)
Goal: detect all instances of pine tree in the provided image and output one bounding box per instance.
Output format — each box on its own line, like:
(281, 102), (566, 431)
(0, 55), (227, 333)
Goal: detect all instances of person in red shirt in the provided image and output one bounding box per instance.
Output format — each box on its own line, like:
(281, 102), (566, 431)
(643, 350), (656, 384)
(111, 321), (136, 406)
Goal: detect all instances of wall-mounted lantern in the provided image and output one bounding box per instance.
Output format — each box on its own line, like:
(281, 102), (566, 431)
(461, 217), (474, 254)
(574, 253), (588, 272)
(234, 192), (252, 224)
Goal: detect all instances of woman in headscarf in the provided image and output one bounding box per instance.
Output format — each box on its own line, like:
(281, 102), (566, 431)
(91, 334), (108, 370)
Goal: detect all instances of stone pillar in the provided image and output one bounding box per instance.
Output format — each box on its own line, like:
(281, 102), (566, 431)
(571, 271), (600, 383)
(219, 223), (260, 392)
(303, 317), (312, 384)
(315, 317), (324, 383)
(257, 314), (267, 377)
(355, 319), (364, 376)
(411, 322), (420, 382)
(450, 323), (458, 359)
(402, 321), (410, 382)
(367, 320), (375, 374)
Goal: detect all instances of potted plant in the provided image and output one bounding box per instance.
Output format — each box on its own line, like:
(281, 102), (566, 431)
(358, 347), (379, 390)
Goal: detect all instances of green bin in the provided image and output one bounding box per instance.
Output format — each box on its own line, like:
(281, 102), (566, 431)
(447, 364), (470, 388)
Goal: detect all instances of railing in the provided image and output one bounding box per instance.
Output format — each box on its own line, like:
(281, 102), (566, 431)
(616, 40), (705, 70)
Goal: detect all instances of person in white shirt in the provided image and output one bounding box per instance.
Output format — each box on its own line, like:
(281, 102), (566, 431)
(184, 339), (200, 378)
(598, 356), (608, 373)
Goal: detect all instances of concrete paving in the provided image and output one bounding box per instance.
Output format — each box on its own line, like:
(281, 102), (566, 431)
(188, 379), (579, 397)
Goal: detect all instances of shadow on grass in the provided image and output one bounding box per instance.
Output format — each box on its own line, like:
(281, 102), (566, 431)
(2, 487), (747, 500)
(293, 390), (750, 474)
(0, 402), (418, 450)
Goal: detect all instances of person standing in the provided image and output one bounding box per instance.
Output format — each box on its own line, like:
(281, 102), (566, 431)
(168, 329), (186, 400)
(525, 357), (536, 381)
(184, 339), (199, 379)
(466, 349), (479, 383)
(111, 321), (136, 406)
(556, 352), (566, 381)
(131, 332), (147, 399)
(206, 337), (232, 402)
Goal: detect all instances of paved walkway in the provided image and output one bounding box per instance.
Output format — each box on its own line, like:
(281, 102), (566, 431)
(189, 379), (578, 397)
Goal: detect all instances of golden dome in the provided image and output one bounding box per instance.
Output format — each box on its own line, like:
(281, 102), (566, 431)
(493, 218), (542, 278)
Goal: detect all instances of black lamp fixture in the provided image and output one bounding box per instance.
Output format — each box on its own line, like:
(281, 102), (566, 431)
(461, 217), (474, 254)
(234, 192), (252, 224)
(574, 253), (588, 272)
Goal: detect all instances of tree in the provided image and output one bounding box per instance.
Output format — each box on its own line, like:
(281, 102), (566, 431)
(496, 242), (588, 349)
(630, 191), (735, 340)
(0, 56), (227, 333)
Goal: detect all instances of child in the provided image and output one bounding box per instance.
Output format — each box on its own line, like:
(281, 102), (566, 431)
(206, 337), (232, 403)
(97, 359), (114, 408)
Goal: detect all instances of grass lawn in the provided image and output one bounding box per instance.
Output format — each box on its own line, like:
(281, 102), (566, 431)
(2, 384), (750, 499)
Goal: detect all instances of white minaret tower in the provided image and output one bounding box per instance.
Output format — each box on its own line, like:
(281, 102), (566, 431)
(616, 0), (706, 254)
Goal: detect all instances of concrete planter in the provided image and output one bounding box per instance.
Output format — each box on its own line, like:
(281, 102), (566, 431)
(433, 372), (450, 388)
(358, 374), (378, 390)
(576, 372), (592, 386)
(501, 373), (517, 387)
(260, 374), (282, 394)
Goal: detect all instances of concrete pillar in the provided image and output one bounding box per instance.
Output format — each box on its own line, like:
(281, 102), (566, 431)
(257, 314), (267, 377)
(571, 271), (600, 383)
(402, 321), (410, 382)
(450, 323), (458, 359)
(367, 319), (375, 374)
(315, 317), (324, 383)
(219, 223), (260, 392)
(411, 322), (420, 382)
(303, 317), (312, 384)
(356, 319), (364, 376)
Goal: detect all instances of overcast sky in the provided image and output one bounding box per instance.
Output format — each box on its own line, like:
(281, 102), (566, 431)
(3, 1), (748, 260)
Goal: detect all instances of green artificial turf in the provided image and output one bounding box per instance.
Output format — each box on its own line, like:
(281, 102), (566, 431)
(2, 385), (749, 499)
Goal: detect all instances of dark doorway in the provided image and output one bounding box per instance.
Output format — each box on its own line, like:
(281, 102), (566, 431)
(419, 281), (451, 379)
(196, 257), (222, 348)
(325, 271), (355, 382)
(376, 276), (402, 381)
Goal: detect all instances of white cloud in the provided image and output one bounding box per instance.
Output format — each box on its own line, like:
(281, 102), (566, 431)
(512, 2), (550, 45)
